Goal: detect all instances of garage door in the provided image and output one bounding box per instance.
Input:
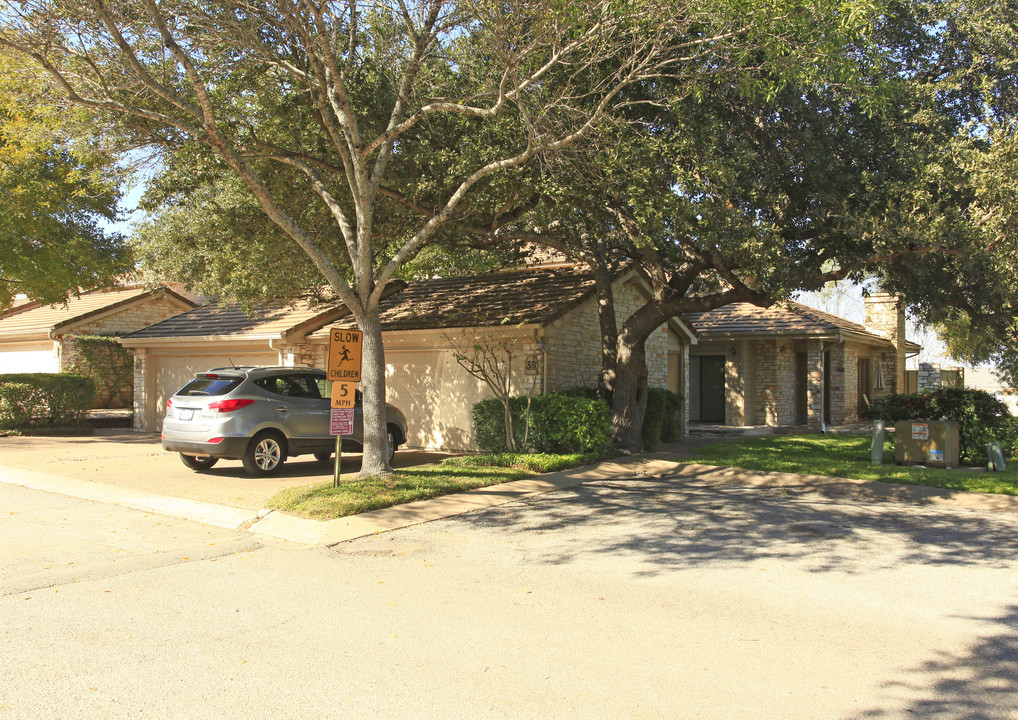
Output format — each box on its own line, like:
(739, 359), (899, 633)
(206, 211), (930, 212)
(385, 348), (489, 451)
(0, 342), (60, 374)
(148, 352), (277, 430)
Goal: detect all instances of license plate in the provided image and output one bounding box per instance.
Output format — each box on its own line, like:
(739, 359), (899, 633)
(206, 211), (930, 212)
(178, 408), (195, 421)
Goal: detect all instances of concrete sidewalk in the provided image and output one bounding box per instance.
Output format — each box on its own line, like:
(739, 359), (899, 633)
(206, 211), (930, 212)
(4, 440), (1017, 546)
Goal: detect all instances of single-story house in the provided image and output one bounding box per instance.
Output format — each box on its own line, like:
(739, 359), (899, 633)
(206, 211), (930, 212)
(682, 293), (920, 429)
(121, 265), (696, 450)
(0, 285), (197, 375)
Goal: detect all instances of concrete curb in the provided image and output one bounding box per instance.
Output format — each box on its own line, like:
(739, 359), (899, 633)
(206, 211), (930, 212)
(652, 459), (1018, 514)
(0, 466), (258, 530)
(5, 452), (1017, 546)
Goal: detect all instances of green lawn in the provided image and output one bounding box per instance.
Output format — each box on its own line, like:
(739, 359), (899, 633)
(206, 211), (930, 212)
(688, 434), (1018, 496)
(265, 451), (609, 520)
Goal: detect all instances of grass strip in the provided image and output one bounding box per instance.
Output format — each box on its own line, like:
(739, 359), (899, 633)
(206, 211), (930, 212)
(266, 451), (612, 520)
(689, 434), (1018, 496)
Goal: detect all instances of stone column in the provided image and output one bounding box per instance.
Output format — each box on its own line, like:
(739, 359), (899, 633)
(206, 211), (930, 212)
(806, 340), (825, 429)
(131, 349), (147, 431)
(864, 292), (907, 393)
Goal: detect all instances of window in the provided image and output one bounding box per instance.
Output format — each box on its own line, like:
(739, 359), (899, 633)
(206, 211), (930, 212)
(179, 377), (243, 396)
(255, 374), (321, 398)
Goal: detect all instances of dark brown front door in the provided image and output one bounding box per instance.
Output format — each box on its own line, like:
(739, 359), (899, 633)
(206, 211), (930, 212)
(698, 356), (726, 423)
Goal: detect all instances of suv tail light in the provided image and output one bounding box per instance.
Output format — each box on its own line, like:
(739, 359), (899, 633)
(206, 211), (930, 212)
(208, 398), (256, 413)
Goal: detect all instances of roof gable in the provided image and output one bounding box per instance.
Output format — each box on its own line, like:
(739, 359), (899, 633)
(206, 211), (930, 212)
(683, 300), (905, 347)
(0, 286), (194, 337)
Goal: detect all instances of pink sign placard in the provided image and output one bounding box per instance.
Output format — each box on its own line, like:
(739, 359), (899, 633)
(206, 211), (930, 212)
(331, 408), (355, 436)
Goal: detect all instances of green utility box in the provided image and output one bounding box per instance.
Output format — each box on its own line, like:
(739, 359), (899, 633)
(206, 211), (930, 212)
(894, 420), (960, 467)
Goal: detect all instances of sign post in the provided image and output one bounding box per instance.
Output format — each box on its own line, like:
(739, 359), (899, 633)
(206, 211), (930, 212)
(328, 328), (363, 487)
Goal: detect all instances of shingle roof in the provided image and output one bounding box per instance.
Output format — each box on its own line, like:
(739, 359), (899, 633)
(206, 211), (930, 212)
(684, 301), (896, 345)
(123, 299), (347, 341)
(0, 286), (193, 337)
(313, 265), (598, 335)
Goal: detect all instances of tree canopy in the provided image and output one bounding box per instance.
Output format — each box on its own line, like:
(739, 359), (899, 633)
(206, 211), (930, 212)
(0, 49), (131, 309)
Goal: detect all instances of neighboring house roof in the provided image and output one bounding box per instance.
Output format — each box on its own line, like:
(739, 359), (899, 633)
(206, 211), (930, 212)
(684, 301), (921, 351)
(0, 286), (196, 340)
(122, 300), (349, 343)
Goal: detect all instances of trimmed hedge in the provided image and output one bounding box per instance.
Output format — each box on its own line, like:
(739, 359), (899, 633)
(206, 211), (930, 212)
(864, 387), (1017, 464)
(474, 387), (683, 453)
(473, 391), (612, 453)
(0, 373), (96, 429)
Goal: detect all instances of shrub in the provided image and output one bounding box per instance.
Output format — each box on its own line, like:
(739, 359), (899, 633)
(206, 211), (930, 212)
(865, 387), (1017, 463)
(0, 373), (96, 429)
(61, 335), (133, 408)
(642, 388), (683, 450)
(473, 391), (612, 454)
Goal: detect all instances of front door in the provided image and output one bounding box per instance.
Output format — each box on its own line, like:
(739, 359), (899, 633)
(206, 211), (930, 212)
(697, 355), (726, 423)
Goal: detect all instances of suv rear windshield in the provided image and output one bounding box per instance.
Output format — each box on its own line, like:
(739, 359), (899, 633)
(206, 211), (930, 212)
(177, 376), (243, 397)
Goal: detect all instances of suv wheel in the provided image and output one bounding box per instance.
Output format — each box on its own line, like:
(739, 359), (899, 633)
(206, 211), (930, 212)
(387, 425), (398, 463)
(180, 453), (218, 471)
(243, 431), (286, 476)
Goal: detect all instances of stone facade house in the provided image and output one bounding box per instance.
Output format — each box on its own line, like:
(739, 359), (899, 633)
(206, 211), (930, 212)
(682, 293), (920, 429)
(0, 285), (196, 376)
(121, 265), (695, 450)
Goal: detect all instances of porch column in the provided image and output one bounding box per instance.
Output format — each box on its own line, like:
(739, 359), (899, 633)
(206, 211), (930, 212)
(131, 348), (147, 432)
(806, 340), (825, 430)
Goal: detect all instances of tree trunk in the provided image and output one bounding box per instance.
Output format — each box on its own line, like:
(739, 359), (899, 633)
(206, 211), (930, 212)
(611, 332), (649, 452)
(358, 313), (392, 478)
(592, 260), (618, 402)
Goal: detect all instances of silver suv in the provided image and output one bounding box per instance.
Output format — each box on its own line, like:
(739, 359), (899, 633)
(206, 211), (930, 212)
(161, 366), (407, 476)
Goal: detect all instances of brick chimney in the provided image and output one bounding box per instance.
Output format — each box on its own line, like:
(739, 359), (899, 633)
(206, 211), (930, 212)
(863, 292), (906, 393)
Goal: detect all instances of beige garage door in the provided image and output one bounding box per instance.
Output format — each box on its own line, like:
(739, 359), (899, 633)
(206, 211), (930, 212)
(0, 342), (59, 374)
(149, 352), (277, 430)
(385, 348), (489, 451)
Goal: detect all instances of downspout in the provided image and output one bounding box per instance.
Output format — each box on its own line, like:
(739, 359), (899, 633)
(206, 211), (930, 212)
(534, 328), (547, 395)
(269, 337), (286, 366)
(47, 329), (63, 371)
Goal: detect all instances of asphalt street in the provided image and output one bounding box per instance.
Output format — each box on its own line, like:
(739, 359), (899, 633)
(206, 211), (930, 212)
(2, 465), (1017, 719)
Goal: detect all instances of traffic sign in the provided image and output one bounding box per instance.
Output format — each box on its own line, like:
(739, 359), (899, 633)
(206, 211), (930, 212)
(328, 328), (363, 382)
(330, 408), (355, 435)
(330, 381), (357, 409)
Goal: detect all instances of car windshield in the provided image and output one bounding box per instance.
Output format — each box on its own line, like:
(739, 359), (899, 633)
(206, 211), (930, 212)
(177, 376), (243, 396)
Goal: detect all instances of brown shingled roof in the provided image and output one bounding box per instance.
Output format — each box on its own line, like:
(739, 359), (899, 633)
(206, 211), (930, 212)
(683, 300), (907, 347)
(123, 299), (348, 341)
(0, 286), (195, 338)
(313, 265), (598, 335)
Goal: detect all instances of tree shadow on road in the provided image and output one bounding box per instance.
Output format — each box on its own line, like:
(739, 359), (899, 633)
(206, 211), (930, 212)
(457, 470), (1018, 575)
(852, 604), (1018, 720)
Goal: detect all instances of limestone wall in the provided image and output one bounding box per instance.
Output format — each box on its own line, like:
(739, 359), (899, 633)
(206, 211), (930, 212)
(544, 280), (671, 392)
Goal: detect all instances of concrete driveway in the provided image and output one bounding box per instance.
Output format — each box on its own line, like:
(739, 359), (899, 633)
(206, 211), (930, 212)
(0, 431), (458, 510)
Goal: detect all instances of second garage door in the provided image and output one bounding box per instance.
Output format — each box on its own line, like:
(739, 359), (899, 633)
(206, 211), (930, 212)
(147, 352), (279, 430)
